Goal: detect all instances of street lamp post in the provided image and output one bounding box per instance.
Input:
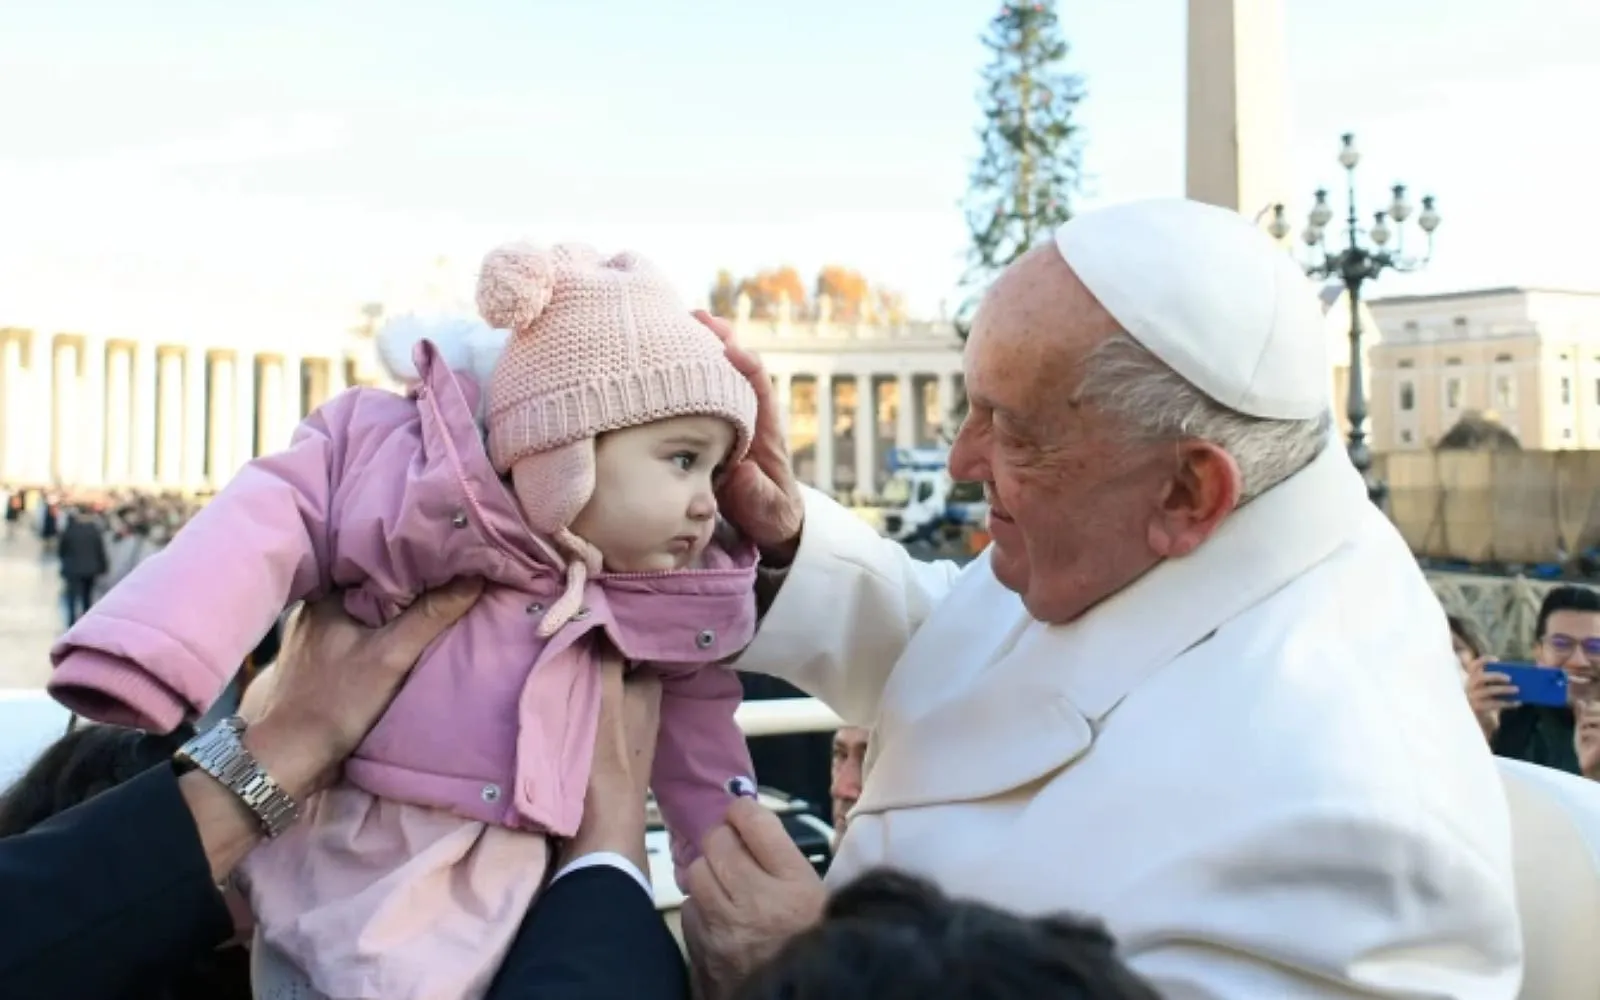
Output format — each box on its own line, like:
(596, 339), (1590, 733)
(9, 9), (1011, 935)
(1268, 133), (1441, 506)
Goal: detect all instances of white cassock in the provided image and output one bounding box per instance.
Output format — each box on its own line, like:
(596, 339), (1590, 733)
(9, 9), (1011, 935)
(739, 442), (1521, 998)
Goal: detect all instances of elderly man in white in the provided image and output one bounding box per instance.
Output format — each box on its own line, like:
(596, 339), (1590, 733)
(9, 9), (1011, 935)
(687, 198), (1520, 998)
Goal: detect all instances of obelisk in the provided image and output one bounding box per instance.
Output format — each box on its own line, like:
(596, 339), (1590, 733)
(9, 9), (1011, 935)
(1185, 0), (1291, 224)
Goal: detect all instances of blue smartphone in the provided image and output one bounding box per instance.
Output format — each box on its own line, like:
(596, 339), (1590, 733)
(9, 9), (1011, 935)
(1488, 662), (1570, 708)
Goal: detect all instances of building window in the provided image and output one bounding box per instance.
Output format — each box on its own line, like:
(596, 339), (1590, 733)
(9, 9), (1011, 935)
(1495, 352), (1513, 363)
(1595, 378), (1600, 407)
(1565, 427), (1574, 440)
(1495, 374), (1516, 410)
(1562, 376), (1573, 405)
(1445, 377), (1463, 410)
(1445, 357), (1462, 366)
(1397, 358), (1415, 369)
(1403, 321), (1419, 334)
(1400, 429), (1414, 444)
(1453, 316), (1469, 330)
(1399, 381), (1416, 411)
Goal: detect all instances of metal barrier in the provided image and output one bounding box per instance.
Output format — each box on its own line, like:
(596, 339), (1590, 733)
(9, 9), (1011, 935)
(733, 696), (842, 737)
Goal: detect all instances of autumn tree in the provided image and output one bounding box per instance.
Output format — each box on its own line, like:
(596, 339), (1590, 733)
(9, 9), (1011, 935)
(708, 270), (738, 318)
(815, 265), (870, 321)
(729, 266), (807, 319)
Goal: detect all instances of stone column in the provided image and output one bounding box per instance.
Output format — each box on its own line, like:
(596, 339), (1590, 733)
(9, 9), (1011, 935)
(157, 349), (185, 486)
(207, 355), (235, 485)
(78, 337), (108, 486)
(51, 340), (79, 485)
(1185, 0), (1290, 221)
(182, 348), (208, 489)
(104, 345), (132, 485)
(853, 374), (875, 499)
(280, 354), (304, 441)
(132, 340), (158, 486)
(814, 375), (835, 495)
(773, 373), (792, 459)
(258, 357), (284, 454)
(326, 353), (348, 397)
(23, 334), (48, 484)
(233, 352), (256, 473)
(895, 372), (916, 449)
(938, 372), (959, 440)
(0, 335), (22, 483)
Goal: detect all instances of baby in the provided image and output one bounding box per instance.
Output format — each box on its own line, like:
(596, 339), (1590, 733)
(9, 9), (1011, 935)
(49, 242), (762, 1000)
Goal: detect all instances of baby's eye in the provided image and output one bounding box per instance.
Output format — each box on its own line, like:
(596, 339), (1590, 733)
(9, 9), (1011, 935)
(671, 451), (698, 471)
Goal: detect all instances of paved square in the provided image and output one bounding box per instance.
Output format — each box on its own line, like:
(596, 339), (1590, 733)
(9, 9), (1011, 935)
(0, 535), (64, 690)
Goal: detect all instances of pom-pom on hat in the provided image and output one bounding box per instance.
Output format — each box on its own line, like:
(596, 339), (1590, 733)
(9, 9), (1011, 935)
(477, 241), (756, 631)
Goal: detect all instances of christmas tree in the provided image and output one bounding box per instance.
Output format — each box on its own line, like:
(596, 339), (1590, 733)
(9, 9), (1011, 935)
(962, 0), (1084, 322)
(948, 1), (1084, 429)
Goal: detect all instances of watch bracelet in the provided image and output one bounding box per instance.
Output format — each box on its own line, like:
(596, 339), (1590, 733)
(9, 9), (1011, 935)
(178, 716), (300, 838)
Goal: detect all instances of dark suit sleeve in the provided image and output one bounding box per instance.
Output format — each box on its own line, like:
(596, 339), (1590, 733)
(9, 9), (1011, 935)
(0, 764), (234, 1000)
(485, 865), (689, 1000)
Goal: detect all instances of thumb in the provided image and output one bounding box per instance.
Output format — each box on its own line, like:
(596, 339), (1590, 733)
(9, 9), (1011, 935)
(724, 796), (814, 880)
(382, 577), (484, 654)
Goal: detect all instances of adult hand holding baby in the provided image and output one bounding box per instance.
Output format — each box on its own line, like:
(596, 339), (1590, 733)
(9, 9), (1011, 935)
(694, 311), (806, 566)
(558, 655), (663, 879)
(238, 578), (485, 804)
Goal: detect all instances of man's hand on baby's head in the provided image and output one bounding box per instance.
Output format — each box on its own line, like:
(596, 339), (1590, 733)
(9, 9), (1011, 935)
(692, 311), (805, 563)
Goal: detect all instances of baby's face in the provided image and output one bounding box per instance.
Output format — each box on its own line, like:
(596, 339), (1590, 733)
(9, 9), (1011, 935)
(569, 415), (736, 572)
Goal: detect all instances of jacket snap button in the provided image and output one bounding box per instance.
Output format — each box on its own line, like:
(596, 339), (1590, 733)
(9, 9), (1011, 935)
(525, 602), (544, 615)
(572, 607), (591, 621)
(696, 629), (716, 649)
(480, 784), (501, 803)
(451, 510), (469, 529)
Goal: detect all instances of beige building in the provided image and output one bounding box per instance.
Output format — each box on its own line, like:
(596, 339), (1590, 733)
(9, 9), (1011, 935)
(727, 296), (963, 498)
(1366, 288), (1600, 451)
(0, 326), (389, 494)
(0, 295), (962, 500)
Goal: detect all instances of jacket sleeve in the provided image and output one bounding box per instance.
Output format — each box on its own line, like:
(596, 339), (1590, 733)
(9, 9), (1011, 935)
(650, 664), (753, 887)
(1119, 801), (1522, 999)
(484, 864), (688, 1000)
(0, 764), (235, 1000)
(735, 486), (967, 727)
(48, 394), (359, 732)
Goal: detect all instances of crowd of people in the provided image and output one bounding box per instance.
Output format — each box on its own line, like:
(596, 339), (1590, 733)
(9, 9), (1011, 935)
(3, 198), (1599, 1000)
(1, 487), (202, 626)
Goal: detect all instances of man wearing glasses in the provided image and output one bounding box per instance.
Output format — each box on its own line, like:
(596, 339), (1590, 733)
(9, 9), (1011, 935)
(1484, 585), (1600, 773)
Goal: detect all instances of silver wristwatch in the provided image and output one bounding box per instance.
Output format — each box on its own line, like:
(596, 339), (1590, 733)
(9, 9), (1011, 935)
(175, 715), (301, 838)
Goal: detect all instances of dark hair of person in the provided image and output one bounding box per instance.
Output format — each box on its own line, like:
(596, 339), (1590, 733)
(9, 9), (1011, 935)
(0, 722), (191, 837)
(0, 722), (251, 1000)
(732, 868), (1162, 1000)
(1536, 585), (1600, 640)
(1446, 615), (1486, 659)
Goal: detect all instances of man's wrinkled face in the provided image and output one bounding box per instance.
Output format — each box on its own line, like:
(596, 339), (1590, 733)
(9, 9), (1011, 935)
(948, 246), (1175, 624)
(830, 726), (869, 838)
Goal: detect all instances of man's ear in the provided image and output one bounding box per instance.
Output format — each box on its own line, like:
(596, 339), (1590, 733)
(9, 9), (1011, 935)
(1146, 440), (1241, 559)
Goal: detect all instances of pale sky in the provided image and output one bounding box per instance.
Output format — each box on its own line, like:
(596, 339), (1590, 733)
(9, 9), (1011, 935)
(1, 0), (1597, 342)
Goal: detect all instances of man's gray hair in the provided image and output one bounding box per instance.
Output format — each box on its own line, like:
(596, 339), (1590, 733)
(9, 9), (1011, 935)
(1077, 331), (1330, 503)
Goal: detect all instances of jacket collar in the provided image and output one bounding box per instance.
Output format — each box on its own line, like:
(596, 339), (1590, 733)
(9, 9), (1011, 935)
(857, 442), (1372, 816)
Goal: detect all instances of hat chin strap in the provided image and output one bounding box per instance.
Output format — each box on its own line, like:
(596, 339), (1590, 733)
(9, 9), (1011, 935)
(538, 527), (604, 638)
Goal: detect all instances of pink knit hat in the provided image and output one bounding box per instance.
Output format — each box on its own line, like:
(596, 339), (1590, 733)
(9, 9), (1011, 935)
(477, 241), (756, 629)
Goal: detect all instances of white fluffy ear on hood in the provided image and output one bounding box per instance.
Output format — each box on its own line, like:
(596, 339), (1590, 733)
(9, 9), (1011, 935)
(376, 314), (502, 384)
(466, 325), (510, 388)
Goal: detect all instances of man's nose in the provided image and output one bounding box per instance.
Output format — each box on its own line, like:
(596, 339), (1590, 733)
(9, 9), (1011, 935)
(947, 422), (986, 483)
